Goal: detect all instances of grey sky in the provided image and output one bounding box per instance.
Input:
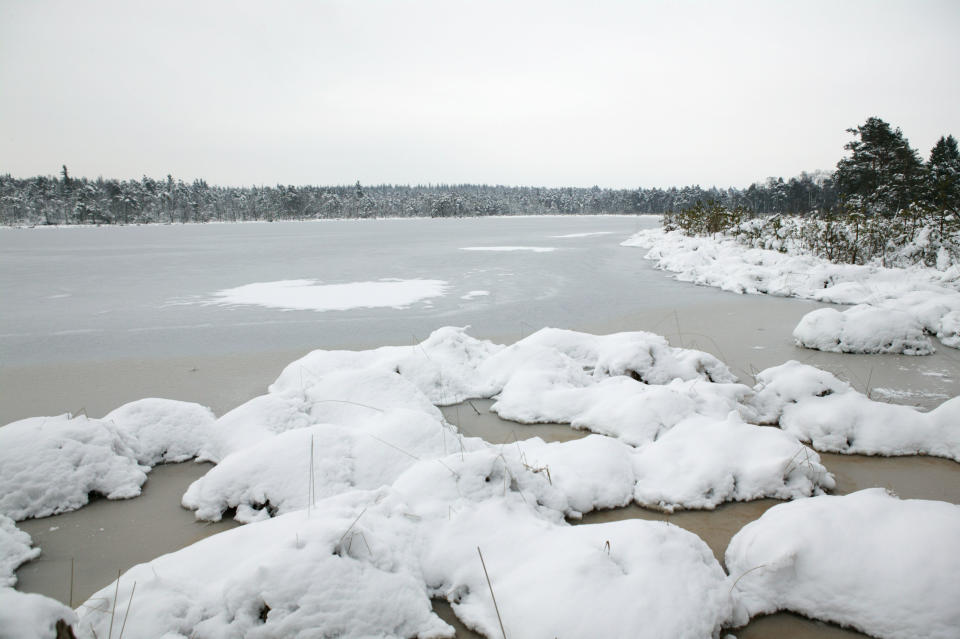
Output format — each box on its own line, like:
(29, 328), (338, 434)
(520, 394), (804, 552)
(1, 0), (958, 188)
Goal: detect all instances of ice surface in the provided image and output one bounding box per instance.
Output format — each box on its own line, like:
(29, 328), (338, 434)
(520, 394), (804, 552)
(209, 278), (449, 312)
(726, 489), (960, 639)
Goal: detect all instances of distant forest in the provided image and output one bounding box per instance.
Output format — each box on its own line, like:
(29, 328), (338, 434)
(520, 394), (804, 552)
(0, 169), (837, 226)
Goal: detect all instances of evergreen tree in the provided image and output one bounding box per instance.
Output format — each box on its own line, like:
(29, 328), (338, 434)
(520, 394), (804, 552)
(835, 117), (924, 216)
(927, 135), (960, 214)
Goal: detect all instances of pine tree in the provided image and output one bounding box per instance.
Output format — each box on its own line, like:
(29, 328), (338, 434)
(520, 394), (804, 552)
(835, 117), (924, 216)
(927, 135), (960, 214)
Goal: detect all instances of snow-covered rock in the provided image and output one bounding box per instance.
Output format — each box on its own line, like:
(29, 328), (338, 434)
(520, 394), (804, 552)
(0, 588), (77, 639)
(726, 489), (960, 639)
(632, 414), (834, 512)
(0, 414), (148, 520)
(104, 398), (216, 465)
(793, 305), (934, 355)
(0, 514), (38, 587)
(746, 360), (853, 425)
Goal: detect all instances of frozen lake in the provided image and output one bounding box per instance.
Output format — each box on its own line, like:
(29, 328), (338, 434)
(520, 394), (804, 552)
(5, 216), (960, 639)
(2, 215), (957, 423)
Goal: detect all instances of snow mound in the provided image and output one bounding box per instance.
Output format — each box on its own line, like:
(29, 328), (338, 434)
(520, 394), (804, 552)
(76, 493), (451, 639)
(938, 310), (960, 347)
(0, 514), (39, 587)
(184, 410), (484, 523)
(749, 360), (960, 461)
(0, 587), (77, 639)
(199, 392), (311, 463)
(0, 415), (148, 520)
(104, 398), (216, 465)
(271, 326), (504, 404)
(793, 305), (934, 355)
(423, 501), (733, 639)
(632, 414), (834, 512)
(209, 278), (449, 312)
(746, 360), (853, 425)
(726, 489), (960, 639)
(782, 394), (960, 461)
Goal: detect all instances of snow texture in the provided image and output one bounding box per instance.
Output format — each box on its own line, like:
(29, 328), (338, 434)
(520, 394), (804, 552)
(749, 360), (960, 461)
(209, 278), (449, 312)
(0, 587), (77, 639)
(632, 414), (834, 512)
(726, 489), (960, 639)
(104, 398), (216, 464)
(792, 305), (934, 355)
(0, 414), (148, 520)
(184, 410), (484, 523)
(79, 449), (736, 639)
(0, 514), (39, 587)
(625, 228), (960, 351)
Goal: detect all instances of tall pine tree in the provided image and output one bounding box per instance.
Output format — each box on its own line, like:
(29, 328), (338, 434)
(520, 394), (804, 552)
(835, 117), (924, 216)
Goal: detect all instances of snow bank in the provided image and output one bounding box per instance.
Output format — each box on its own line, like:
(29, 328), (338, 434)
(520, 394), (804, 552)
(104, 398), (216, 465)
(726, 489), (960, 639)
(749, 360), (960, 461)
(0, 415), (148, 520)
(624, 228), (960, 351)
(198, 392), (312, 463)
(0, 588), (77, 639)
(0, 514), (38, 586)
(209, 278), (449, 312)
(632, 414), (834, 512)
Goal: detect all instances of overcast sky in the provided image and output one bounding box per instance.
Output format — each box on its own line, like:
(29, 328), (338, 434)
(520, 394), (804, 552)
(1, 1), (958, 188)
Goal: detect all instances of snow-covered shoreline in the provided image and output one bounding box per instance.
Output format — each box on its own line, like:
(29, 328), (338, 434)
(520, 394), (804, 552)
(623, 228), (960, 353)
(2, 326), (958, 637)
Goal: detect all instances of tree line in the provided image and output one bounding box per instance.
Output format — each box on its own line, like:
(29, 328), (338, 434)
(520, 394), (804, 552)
(0, 169), (838, 227)
(664, 118), (960, 267)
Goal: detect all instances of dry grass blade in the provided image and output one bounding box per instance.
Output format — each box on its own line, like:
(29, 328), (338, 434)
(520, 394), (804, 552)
(477, 547), (507, 639)
(118, 581), (136, 639)
(107, 569), (120, 639)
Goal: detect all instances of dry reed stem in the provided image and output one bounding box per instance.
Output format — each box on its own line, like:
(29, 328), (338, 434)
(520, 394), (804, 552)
(477, 547), (507, 639)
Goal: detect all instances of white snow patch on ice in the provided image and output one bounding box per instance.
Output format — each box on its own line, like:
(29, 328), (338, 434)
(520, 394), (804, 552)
(726, 489), (960, 639)
(460, 290), (489, 300)
(208, 278), (449, 312)
(549, 231), (615, 238)
(460, 246), (557, 253)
